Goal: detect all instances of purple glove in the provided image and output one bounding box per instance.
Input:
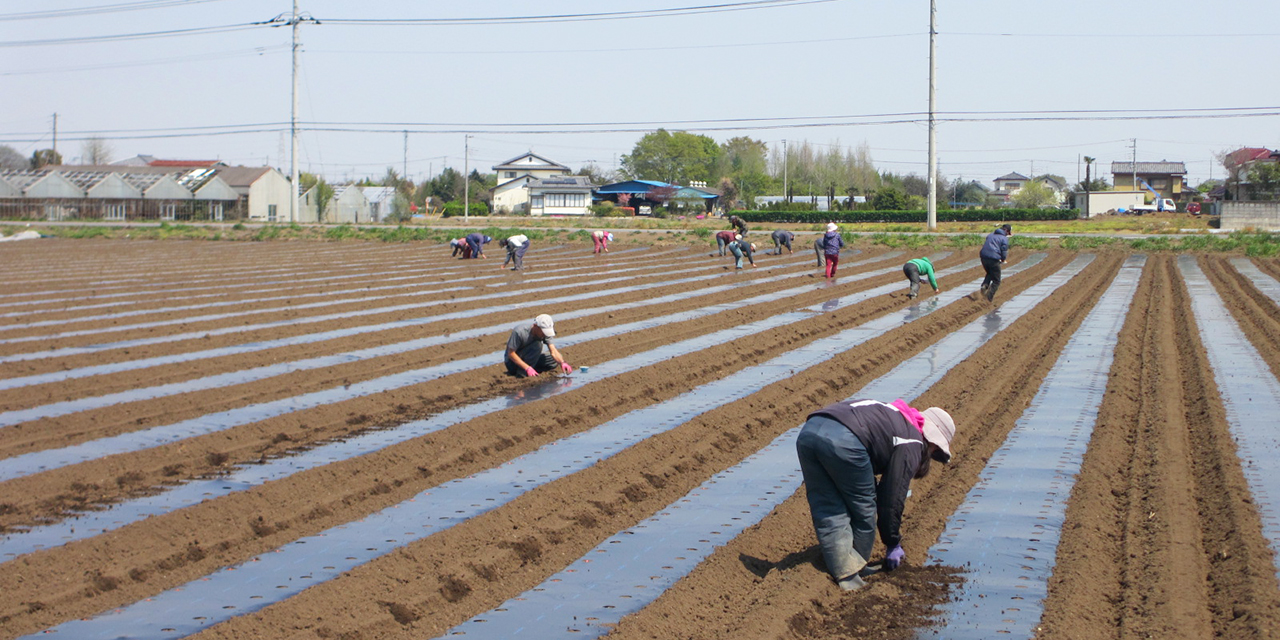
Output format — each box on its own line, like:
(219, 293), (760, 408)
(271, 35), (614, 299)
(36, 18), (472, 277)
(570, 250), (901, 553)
(524, 366), (538, 377)
(886, 545), (905, 571)
(560, 362), (573, 374)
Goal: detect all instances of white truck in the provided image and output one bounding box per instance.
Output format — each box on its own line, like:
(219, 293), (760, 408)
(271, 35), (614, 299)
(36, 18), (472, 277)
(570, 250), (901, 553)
(1129, 177), (1176, 213)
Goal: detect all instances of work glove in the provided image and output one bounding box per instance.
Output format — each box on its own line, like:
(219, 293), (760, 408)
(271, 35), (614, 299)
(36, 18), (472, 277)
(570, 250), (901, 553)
(885, 545), (905, 571)
(524, 366), (538, 378)
(560, 362), (573, 374)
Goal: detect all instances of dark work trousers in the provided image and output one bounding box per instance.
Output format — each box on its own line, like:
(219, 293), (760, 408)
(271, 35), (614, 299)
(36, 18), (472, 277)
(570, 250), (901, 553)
(981, 256), (1002, 299)
(814, 238), (826, 267)
(904, 262), (922, 297)
(467, 238), (484, 259)
(796, 415), (875, 581)
(505, 350), (557, 376)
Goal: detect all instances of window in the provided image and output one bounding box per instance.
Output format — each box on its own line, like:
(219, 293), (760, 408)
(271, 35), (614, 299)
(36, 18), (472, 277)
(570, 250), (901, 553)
(211, 203), (224, 221)
(160, 204), (176, 220)
(268, 204), (278, 221)
(1151, 178), (1168, 189)
(545, 192), (586, 208)
(506, 171), (516, 178)
(530, 195), (544, 210)
(105, 204), (125, 221)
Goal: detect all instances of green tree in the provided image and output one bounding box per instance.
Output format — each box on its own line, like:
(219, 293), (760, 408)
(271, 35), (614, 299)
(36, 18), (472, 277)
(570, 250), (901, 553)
(31, 148), (62, 169)
(620, 129), (720, 185)
(1011, 180), (1058, 208)
(430, 167), (462, 201)
(1247, 162), (1280, 200)
(717, 177), (740, 211)
(872, 186), (909, 210)
(575, 163), (614, 185)
(299, 173), (334, 218)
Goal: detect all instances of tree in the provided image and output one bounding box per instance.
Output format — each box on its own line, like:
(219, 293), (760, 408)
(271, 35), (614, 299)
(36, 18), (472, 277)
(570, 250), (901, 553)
(1011, 180), (1057, 208)
(1247, 162), (1280, 200)
(872, 186), (909, 210)
(620, 129), (720, 185)
(430, 167), (462, 201)
(80, 137), (113, 164)
(1082, 156), (1096, 193)
(575, 163), (615, 185)
(30, 149), (62, 169)
(0, 145), (26, 170)
(717, 177), (740, 211)
(299, 172), (334, 217)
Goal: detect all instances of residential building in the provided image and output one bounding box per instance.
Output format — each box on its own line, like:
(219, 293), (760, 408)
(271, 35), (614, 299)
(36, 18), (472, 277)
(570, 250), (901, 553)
(527, 176), (595, 216)
(490, 152), (572, 214)
(1110, 161), (1188, 203)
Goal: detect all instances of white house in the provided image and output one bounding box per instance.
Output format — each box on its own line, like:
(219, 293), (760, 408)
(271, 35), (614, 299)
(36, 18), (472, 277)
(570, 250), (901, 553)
(527, 176), (595, 216)
(325, 185), (372, 223)
(491, 152), (572, 214)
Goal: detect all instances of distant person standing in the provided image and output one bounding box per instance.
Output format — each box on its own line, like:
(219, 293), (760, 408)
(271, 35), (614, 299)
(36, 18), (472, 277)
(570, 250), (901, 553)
(822, 223), (845, 278)
(903, 256), (940, 299)
(772, 229), (795, 255)
(715, 230), (737, 256)
(591, 230), (612, 254)
(499, 234), (530, 271)
(979, 224), (1011, 302)
(505, 314), (573, 378)
(728, 235), (758, 269)
(728, 214), (749, 237)
(466, 232), (492, 259)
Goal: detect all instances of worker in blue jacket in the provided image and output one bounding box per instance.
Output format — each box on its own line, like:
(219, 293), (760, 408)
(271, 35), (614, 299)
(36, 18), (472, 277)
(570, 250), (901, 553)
(796, 399), (956, 591)
(979, 224), (1010, 301)
(465, 232), (492, 259)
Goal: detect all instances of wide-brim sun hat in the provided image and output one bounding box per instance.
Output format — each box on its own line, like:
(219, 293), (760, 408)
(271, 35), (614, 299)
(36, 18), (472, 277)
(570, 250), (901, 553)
(920, 407), (956, 462)
(826, 223), (838, 232)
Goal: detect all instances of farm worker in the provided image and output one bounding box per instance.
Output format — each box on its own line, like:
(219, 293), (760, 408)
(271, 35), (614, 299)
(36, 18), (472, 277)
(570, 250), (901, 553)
(504, 314), (573, 378)
(499, 234), (530, 271)
(591, 230), (612, 254)
(903, 257), (940, 299)
(728, 235), (758, 269)
(715, 230), (737, 256)
(979, 224), (1011, 302)
(814, 236), (826, 267)
(796, 399), (956, 591)
(728, 214), (749, 236)
(465, 232), (492, 259)
(771, 229), (795, 254)
(449, 238), (466, 257)
(822, 223), (845, 278)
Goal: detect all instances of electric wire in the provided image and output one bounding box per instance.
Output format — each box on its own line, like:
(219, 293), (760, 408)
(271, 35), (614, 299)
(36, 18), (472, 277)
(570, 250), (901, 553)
(319, 0), (839, 26)
(0, 0), (228, 21)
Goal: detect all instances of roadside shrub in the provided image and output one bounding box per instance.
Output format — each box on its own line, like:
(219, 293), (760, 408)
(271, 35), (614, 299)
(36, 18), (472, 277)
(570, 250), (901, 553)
(442, 202), (490, 217)
(734, 208), (1079, 225)
(691, 227), (711, 238)
(590, 202), (628, 217)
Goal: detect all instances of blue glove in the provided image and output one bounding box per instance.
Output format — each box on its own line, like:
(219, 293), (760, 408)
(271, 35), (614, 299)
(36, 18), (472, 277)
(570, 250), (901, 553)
(885, 545), (905, 570)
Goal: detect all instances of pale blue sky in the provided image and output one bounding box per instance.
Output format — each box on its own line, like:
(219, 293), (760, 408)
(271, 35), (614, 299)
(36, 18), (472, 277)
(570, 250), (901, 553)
(3, 0), (1277, 188)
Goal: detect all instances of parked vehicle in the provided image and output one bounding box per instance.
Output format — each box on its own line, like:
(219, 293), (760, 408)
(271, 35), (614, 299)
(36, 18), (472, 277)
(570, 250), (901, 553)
(1130, 177), (1174, 213)
(1187, 202), (1202, 215)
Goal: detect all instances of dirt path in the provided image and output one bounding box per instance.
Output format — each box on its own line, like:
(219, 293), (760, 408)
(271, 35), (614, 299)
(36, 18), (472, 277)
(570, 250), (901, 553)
(0, 241), (1276, 640)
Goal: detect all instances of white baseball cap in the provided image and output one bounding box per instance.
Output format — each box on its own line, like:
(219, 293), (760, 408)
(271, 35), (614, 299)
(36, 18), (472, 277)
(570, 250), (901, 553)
(534, 314), (555, 337)
(921, 407), (956, 462)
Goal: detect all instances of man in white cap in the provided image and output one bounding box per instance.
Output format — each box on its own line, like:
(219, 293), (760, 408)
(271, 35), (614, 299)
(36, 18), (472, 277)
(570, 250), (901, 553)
(504, 314), (573, 378)
(795, 398), (956, 591)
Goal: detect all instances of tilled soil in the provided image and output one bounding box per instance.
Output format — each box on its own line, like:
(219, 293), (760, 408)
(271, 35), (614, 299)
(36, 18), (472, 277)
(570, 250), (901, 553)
(0, 239), (1277, 640)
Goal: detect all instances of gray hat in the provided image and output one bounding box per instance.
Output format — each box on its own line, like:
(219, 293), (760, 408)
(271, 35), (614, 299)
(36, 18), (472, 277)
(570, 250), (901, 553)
(920, 407), (956, 462)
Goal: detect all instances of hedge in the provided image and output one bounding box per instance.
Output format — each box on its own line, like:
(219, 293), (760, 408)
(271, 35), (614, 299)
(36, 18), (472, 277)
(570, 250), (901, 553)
(441, 202), (491, 217)
(733, 208), (1080, 224)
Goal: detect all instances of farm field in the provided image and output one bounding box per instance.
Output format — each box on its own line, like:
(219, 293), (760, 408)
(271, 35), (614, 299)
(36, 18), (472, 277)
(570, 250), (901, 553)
(0, 238), (1277, 639)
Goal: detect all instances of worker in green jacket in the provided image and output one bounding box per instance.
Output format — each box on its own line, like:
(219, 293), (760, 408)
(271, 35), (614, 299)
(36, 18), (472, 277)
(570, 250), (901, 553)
(903, 257), (940, 299)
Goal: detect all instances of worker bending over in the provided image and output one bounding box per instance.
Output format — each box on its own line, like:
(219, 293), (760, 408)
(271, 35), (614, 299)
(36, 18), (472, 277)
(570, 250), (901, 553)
(903, 256), (940, 299)
(499, 234), (530, 271)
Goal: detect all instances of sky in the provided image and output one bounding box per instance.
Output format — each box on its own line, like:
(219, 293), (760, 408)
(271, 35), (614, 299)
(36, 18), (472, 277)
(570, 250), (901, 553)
(3, 0), (1278, 190)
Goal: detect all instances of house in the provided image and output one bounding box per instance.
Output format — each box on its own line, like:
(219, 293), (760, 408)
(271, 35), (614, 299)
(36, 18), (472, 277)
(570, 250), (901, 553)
(325, 185), (372, 223)
(986, 172), (1030, 205)
(1110, 161), (1188, 204)
(527, 176), (595, 216)
(490, 152), (572, 214)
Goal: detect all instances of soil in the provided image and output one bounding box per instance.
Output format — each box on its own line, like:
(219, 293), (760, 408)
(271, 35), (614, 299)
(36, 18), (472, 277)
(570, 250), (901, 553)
(0, 238), (1277, 640)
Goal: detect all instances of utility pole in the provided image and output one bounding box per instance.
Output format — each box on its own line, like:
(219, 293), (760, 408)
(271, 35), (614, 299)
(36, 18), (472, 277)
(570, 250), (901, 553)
(286, 3), (318, 223)
(1130, 138), (1138, 190)
(51, 113), (58, 158)
(782, 139), (788, 203)
(926, 0), (938, 231)
(463, 135), (471, 222)
(402, 131), (408, 180)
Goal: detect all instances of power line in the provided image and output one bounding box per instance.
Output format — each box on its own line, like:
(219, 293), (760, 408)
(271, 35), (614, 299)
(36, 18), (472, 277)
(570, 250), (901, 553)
(0, 0), (228, 21)
(0, 22), (268, 47)
(1, 44), (289, 76)
(319, 0), (839, 26)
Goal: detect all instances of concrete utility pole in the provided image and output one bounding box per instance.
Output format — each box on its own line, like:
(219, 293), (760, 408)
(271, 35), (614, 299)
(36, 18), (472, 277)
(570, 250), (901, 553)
(290, 0), (300, 223)
(926, 0), (938, 230)
(51, 113), (58, 158)
(463, 134), (471, 222)
(782, 139), (788, 203)
(1131, 138), (1138, 190)
(403, 130), (408, 179)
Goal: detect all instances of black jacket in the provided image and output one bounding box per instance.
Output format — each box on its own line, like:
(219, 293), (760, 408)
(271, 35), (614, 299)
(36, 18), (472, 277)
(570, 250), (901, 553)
(808, 399), (926, 549)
